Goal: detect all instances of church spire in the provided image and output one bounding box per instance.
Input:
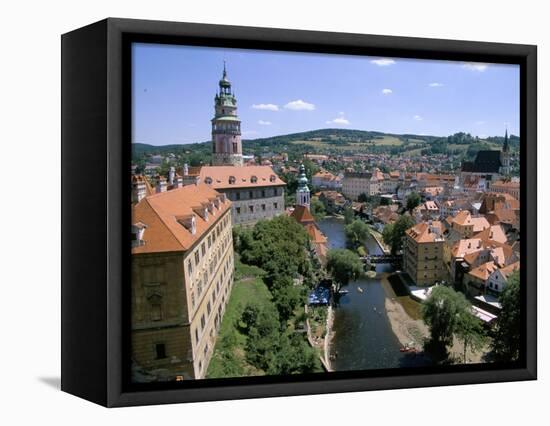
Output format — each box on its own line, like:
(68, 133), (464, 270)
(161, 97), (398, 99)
(296, 163), (310, 208)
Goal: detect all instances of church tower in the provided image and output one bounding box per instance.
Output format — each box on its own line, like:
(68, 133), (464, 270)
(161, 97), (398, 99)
(211, 63), (243, 167)
(296, 163), (311, 208)
(500, 128), (511, 176)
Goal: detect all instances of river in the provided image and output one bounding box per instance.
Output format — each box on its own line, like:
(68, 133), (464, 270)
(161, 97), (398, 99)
(318, 217), (426, 371)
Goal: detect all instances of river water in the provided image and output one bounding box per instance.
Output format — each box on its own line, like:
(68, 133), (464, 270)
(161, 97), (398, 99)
(318, 217), (424, 371)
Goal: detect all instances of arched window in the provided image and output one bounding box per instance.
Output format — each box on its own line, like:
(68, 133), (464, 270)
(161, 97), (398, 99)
(229, 176), (236, 184)
(250, 175), (258, 184)
(270, 175), (276, 182)
(205, 177), (212, 185)
(232, 142), (238, 153)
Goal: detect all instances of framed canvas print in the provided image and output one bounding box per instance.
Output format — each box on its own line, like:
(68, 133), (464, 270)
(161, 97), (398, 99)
(61, 18), (537, 407)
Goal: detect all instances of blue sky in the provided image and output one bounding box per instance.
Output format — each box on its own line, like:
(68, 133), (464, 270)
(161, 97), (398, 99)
(132, 43), (519, 146)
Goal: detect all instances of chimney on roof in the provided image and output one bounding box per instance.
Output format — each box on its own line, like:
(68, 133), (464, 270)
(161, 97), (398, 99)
(168, 167), (175, 185)
(132, 175), (146, 203)
(173, 174), (183, 188)
(156, 176), (167, 193)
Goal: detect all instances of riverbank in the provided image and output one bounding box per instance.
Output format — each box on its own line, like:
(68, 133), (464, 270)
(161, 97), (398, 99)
(368, 227), (391, 255)
(304, 304), (334, 372)
(385, 297), (429, 350)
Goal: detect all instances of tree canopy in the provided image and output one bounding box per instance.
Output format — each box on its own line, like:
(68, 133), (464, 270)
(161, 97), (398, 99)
(238, 215), (312, 286)
(345, 219), (371, 250)
(406, 192), (421, 212)
(490, 271), (521, 362)
(382, 215), (415, 255)
(326, 248), (363, 291)
(422, 285), (485, 363)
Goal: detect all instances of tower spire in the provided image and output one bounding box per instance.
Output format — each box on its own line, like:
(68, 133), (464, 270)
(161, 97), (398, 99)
(296, 163), (311, 208)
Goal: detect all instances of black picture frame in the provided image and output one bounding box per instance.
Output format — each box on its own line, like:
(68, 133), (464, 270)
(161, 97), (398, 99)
(61, 17), (537, 407)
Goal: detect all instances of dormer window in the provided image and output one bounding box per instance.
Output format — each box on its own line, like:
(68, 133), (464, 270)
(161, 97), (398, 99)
(229, 176), (236, 184)
(207, 201), (216, 215)
(205, 177), (213, 185)
(131, 222), (147, 247)
(251, 175), (258, 184)
(176, 214), (196, 235)
(193, 205), (209, 221)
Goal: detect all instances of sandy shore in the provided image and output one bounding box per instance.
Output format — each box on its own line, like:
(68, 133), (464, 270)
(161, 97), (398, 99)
(385, 298), (429, 350)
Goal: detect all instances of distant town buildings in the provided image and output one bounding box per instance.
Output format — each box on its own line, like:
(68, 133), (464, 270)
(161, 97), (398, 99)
(131, 184), (234, 380)
(312, 170), (342, 189)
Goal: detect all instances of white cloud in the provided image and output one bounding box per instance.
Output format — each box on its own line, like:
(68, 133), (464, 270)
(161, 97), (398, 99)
(413, 115), (423, 121)
(475, 120), (486, 125)
(429, 82), (444, 87)
(370, 58), (396, 66)
(284, 99), (316, 111)
(252, 103), (279, 111)
(382, 88), (393, 95)
(326, 112), (350, 126)
(258, 120), (272, 125)
(462, 62), (489, 72)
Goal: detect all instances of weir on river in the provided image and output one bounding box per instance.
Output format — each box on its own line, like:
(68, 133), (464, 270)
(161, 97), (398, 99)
(318, 217), (426, 371)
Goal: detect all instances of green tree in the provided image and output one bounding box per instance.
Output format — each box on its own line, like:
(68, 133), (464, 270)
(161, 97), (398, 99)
(357, 193), (369, 203)
(240, 215), (312, 287)
(406, 192), (421, 212)
(490, 271), (521, 361)
(382, 215), (415, 254)
(345, 219), (370, 250)
(310, 197), (326, 221)
(270, 275), (305, 322)
(326, 249), (363, 291)
(343, 206), (355, 224)
(456, 309), (486, 363)
(422, 286), (474, 362)
(268, 332), (318, 375)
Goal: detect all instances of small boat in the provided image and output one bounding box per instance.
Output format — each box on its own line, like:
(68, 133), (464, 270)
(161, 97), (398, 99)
(357, 287), (363, 293)
(338, 289), (349, 295)
(399, 346), (417, 353)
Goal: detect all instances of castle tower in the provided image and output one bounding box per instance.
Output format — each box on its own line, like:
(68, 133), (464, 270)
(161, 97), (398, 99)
(500, 128), (511, 176)
(211, 63), (243, 167)
(296, 163), (310, 208)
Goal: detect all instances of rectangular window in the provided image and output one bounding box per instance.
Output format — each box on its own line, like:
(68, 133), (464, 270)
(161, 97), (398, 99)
(151, 303), (162, 321)
(201, 242), (206, 256)
(155, 343), (167, 359)
(201, 314), (206, 330)
(236, 192), (241, 200)
(195, 251), (200, 266)
(207, 301), (211, 316)
(261, 190), (266, 198)
(249, 191), (253, 199)
(208, 235), (212, 248)
(273, 202), (278, 209)
(187, 260), (193, 275)
(249, 205), (254, 213)
(195, 328), (199, 344)
(262, 204), (266, 211)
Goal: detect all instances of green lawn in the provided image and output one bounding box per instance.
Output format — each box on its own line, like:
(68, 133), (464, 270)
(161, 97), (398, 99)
(206, 257), (272, 378)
